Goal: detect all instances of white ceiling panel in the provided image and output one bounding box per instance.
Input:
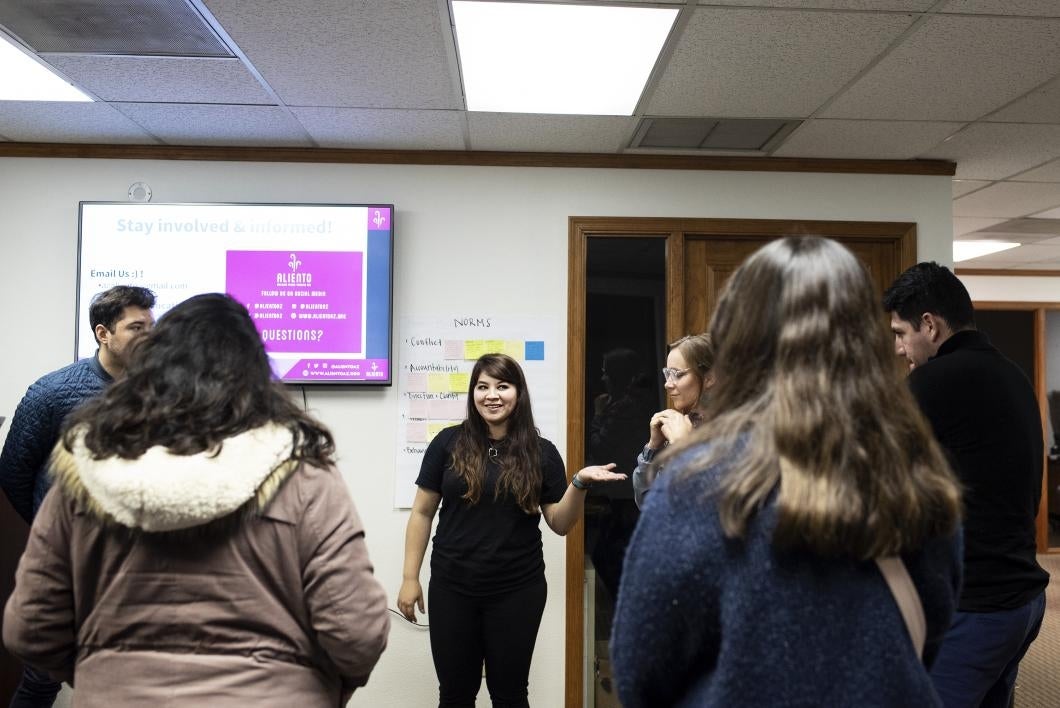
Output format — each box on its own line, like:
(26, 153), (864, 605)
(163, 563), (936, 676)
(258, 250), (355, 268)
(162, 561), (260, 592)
(644, 8), (914, 117)
(1001, 244), (1060, 261)
(952, 181), (1060, 218)
(953, 179), (992, 198)
(44, 56), (272, 105)
(772, 119), (962, 158)
(114, 104), (312, 147)
(1015, 160), (1060, 182)
(953, 216), (1008, 236)
(921, 123), (1060, 179)
(202, 0), (460, 109)
(1032, 205), (1060, 219)
(986, 77), (1060, 124)
(822, 15), (1060, 121)
(0, 102), (158, 143)
(941, 0), (1060, 16)
(700, 1), (935, 8)
(469, 113), (637, 152)
(293, 108), (465, 149)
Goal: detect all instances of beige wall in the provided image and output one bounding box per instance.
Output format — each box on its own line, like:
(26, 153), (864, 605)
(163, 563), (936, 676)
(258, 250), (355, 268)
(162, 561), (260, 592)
(0, 157), (953, 707)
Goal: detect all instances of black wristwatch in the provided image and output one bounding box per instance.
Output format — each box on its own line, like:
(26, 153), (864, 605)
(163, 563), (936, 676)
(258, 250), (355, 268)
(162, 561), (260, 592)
(571, 474), (591, 490)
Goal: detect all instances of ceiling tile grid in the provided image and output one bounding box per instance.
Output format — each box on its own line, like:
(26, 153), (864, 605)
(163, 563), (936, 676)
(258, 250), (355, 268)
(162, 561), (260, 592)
(953, 216), (1009, 237)
(821, 14), (1060, 121)
(952, 179), (992, 198)
(292, 107), (466, 150)
(700, 1), (936, 8)
(201, 0), (461, 110)
(1013, 160), (1060, 182)
(952, 180), (1060, 218)
(113, 104), (312, 147)
(771, 118), (963, 158)
(0, 102), (159, 143)
(468, 113), (638, 152)
(43, 56), (273, 105)
(986, 76), (1060, 124)
(941, 0), (1060, 17)
(922, 123), (1060, 180)
(644, 8), (916, 117)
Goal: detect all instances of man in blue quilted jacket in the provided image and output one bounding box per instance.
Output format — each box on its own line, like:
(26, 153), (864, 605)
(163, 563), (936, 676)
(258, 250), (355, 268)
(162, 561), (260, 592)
(0, 284), (154, 708)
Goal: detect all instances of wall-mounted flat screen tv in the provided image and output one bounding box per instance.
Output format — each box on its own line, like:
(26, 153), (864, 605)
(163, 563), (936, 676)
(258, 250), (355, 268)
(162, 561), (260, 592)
(77, 202), (393, 385)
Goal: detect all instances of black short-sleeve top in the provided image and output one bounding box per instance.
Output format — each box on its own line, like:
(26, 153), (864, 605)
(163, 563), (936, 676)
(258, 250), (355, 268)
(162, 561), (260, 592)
(415, 424), (567, 595)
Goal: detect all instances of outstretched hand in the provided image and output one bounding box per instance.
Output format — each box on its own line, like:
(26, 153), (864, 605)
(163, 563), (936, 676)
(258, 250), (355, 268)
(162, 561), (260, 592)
(575, 463), (627, 485)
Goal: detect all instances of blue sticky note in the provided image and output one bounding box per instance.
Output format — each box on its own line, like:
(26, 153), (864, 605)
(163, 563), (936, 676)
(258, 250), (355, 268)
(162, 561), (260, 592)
(525, 341), (545, 361)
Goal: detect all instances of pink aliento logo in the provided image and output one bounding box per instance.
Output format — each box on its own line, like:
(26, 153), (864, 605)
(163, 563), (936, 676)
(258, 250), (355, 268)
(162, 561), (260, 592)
(288, 253), (301, 272)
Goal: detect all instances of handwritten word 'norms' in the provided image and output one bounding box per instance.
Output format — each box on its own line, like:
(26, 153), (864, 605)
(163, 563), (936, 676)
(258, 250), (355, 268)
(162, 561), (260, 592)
(453, 317), (492, 328)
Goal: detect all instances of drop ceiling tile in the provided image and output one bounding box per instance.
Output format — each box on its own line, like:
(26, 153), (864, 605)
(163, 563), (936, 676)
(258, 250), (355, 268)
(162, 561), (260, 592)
(953, 216), (1008, 236)
(468, 113), (637, 152)
(941, 0), (1060, 16)
(44, 56), (272, 105)
(822, 15), (1060, 120)
(772, 119), (962, 158)
(953, 179), (992, 198)
(114, 104), (311, 146)
(988, 76), (1060, 124)
(1011, 159), (1060, 182)
(292, 108), (465, 149)
(1032, 205), (1060, 219)
(952, 181), (1060, 218)
(921, 123), (1060, 179)
(1037, 235), (1060, 245)
(0, 102), (158, 143)
(202, 0), (460, 109)
(644, 8), (914, 117)
(1007, 244), (1060, 261)
(702, 1), (934, 7)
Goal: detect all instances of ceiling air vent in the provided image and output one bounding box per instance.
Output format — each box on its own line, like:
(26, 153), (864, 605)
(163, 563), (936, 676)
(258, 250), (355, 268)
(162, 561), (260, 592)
(629, 117), (800, 153)
(0, 0), (233, 57)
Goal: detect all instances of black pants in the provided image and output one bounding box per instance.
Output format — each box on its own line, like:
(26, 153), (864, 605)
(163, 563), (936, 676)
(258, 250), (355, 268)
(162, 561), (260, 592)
(428, 578), (547, 708)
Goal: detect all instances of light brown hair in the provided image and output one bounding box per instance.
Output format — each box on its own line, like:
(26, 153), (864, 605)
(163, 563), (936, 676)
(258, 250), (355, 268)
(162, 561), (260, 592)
(668, 237), (960, 559)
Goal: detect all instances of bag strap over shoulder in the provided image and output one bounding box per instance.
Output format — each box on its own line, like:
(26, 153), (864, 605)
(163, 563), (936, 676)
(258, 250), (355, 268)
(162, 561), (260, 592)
(874, 556), (926, 660)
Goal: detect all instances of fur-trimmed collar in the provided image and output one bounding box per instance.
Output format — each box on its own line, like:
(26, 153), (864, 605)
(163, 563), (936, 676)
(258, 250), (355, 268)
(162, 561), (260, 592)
(50, 424), (297, 532)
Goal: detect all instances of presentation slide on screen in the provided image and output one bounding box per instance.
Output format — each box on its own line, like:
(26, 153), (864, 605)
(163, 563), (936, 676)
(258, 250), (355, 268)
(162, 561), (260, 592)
(77, 203), (393, 384)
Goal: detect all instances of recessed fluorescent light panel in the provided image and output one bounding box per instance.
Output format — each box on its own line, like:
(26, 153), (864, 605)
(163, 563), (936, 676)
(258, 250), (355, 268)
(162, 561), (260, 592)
(452, 1), (678, 115)
(0, 33), (92, 102)
(952, 240), (1020, 263)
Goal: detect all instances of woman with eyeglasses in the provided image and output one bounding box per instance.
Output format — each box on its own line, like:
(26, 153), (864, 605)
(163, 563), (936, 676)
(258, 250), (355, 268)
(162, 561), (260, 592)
(611, 237), (961, 707)
(631, 333), (715, 507)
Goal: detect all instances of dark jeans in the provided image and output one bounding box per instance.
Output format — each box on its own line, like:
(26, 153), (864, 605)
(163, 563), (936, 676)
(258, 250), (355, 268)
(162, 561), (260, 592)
(930, 591), (1046, 708)
(428, 578), (547, 708)
(9, 664), (61, 708)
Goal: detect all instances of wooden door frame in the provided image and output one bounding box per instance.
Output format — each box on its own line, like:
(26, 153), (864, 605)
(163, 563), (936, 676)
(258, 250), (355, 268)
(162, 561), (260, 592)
(565, 217), (917, 706)
(975, 301), (1060, 552)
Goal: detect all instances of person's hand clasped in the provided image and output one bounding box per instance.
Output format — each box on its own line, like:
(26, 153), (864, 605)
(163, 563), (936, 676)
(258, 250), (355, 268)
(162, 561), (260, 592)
(650, 409), (694, 446)
(574, 463), (627, 487)
(397, 578), (424, 622)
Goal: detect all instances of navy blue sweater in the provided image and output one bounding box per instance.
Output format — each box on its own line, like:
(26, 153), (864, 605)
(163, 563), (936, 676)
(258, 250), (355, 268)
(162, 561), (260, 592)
(0, 354), (111, 523)
(611, 452), (962, 708)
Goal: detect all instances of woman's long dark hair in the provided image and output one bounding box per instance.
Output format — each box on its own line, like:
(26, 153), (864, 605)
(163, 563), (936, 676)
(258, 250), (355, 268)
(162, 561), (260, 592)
(668, 237), (960, 559)
(450, 353), (542, 513)
(63, 293), (334, 467)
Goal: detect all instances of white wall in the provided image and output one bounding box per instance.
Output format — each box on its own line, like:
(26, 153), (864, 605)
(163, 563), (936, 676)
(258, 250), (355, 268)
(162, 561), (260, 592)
(961, 275), (1060, 303)
(0, 157), (953, 707)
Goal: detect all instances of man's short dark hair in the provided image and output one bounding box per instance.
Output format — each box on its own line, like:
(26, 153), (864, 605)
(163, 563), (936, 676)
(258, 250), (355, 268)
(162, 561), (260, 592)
(881, 262), (974, 331)
(89, 286), (156, 343)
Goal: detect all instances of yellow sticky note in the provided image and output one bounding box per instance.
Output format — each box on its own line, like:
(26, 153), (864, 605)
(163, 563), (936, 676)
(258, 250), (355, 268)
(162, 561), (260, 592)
(503, 340), (523, 359)
(464, 340), (487, 360)
(449, 372), (470, 392)
(484, 339), (504, 355)
(427, 422), (450, 440)
(427, 373), (448, 393)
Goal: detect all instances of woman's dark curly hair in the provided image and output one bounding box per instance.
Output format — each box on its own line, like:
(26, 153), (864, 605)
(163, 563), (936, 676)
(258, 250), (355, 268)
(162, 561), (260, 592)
(63, 293), (334, 466)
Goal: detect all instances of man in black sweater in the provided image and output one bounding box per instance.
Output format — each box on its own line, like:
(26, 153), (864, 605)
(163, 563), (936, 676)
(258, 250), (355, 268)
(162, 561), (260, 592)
(883, 262), (1048, 708)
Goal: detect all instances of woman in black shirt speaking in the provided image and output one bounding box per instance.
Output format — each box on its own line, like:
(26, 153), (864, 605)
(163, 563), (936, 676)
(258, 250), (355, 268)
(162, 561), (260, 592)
(398, 353), (624, 707)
